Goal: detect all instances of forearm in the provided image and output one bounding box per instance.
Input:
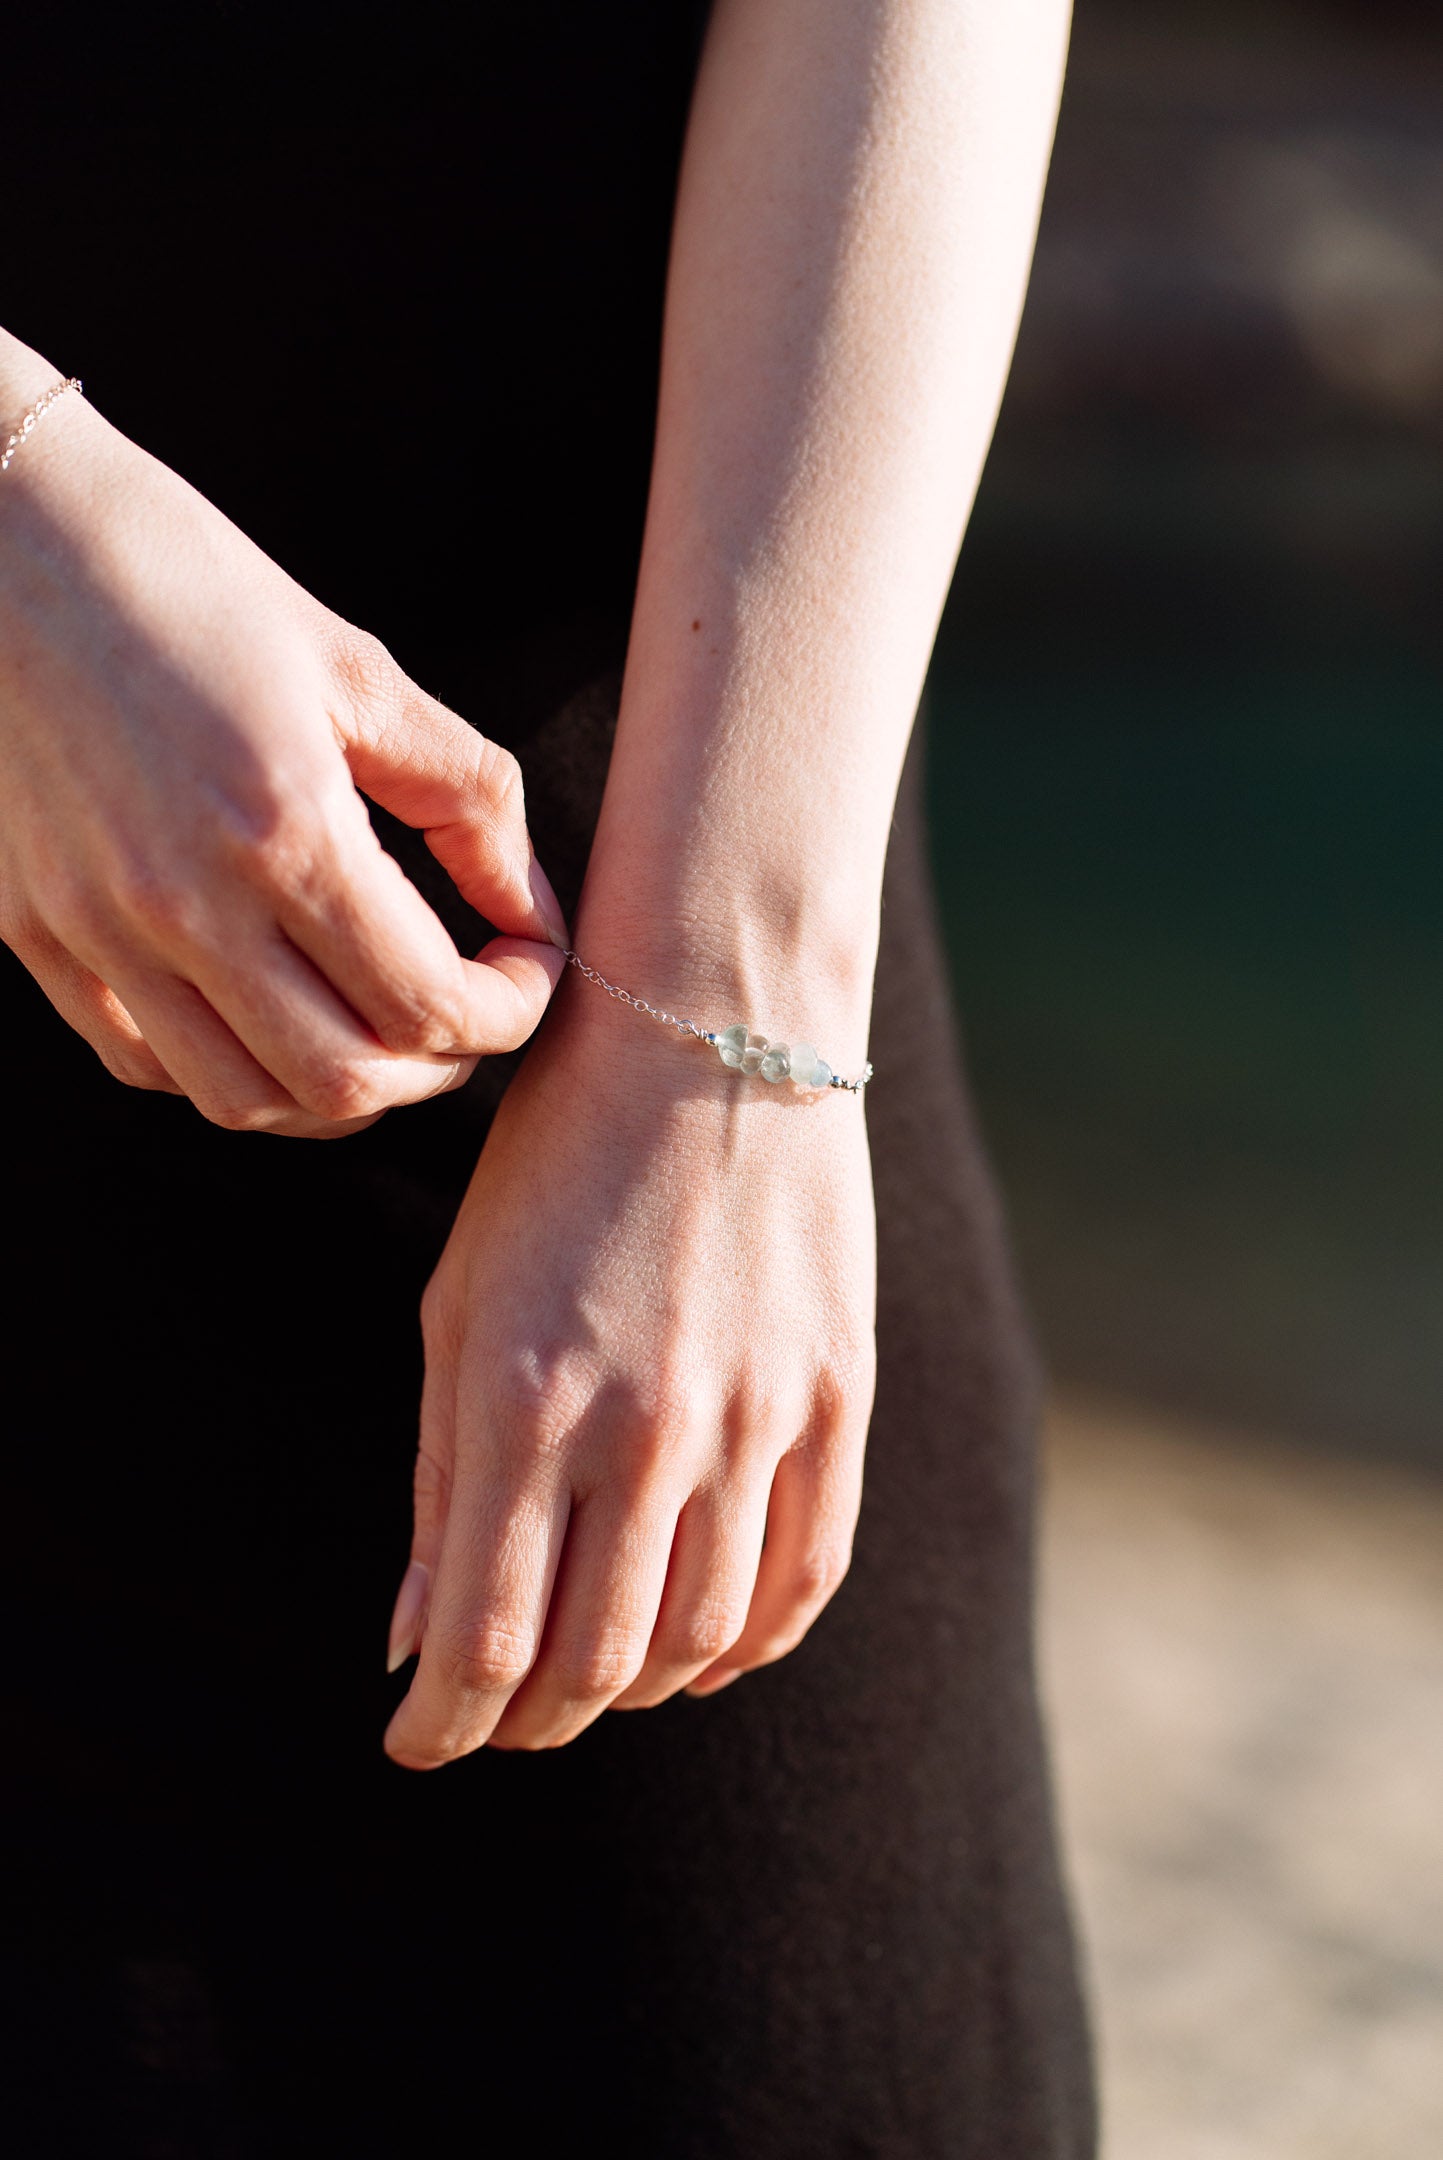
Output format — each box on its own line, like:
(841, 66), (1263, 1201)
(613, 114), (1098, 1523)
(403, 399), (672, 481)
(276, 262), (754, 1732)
(576, 0), (1068, 1050)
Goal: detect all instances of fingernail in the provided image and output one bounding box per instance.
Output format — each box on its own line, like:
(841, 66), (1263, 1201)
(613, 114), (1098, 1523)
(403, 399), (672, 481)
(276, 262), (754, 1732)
(528, 856), (570, 952)
(386, 1559), (430, 1674)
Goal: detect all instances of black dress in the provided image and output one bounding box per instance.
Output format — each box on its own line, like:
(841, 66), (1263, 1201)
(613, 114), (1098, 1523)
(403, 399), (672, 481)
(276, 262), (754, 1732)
(2, 6), (1096, 2152)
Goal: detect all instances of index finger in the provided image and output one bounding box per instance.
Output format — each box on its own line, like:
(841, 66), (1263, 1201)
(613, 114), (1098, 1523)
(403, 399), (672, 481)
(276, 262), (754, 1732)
(324, 630), (567, 947)
(383, 1457), (570, 1770)
(277, 808), (565, 1058)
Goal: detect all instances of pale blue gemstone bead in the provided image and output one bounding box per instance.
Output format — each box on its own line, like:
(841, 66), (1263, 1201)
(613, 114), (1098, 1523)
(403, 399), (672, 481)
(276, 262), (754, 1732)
(740, 1031), (768, 1075)
(788, 1042), (820, 1088)
(760, 1042), (790, 1082)
(812, 1058), (834, 1088)
(717, 1022), (749, 1069)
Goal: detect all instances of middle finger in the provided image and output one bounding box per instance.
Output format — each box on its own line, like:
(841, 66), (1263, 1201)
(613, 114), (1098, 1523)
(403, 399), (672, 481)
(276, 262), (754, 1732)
(487, 1491), (679, 1751)
(608, 1477), (771, 1712)
(185, 922), (473, 1122)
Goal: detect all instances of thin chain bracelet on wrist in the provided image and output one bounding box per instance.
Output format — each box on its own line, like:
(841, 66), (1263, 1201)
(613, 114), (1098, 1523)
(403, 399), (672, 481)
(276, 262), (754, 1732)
(563, 950), (873, 1094)
(1, 377), (82, 473)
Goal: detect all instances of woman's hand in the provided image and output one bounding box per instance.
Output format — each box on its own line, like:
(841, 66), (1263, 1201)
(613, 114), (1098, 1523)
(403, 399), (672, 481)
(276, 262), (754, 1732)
(382, 976), (877, 1762)
(0, 367), (566, 1136)
(381, 0), (1068, 1757)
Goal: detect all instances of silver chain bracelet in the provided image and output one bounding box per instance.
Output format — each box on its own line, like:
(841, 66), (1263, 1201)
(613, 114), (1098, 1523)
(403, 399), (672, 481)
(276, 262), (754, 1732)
(564, 950), (873, 1094)
(1, 377), (82, 473)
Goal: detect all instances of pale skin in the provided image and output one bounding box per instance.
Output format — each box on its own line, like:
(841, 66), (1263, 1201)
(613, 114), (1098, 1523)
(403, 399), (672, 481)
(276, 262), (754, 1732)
(0, 0), (1069, 1761)
(0, 351), (570, 1134)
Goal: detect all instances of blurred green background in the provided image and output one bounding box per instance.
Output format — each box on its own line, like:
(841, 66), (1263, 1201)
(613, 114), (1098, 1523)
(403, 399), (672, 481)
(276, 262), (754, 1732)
(925, 0), (1442, 1465)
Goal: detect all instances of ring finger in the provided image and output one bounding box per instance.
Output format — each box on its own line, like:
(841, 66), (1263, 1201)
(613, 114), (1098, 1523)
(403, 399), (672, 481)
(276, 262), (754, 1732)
(105, 962), (369, 1136)
(184, 926), (471, 1124)
(685, 1438), (862, 1697)
(608, 1476), (771, 1711)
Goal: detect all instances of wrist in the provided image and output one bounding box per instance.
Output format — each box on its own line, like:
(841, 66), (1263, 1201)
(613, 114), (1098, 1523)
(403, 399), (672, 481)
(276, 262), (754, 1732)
(0, 330), (63, 417)
(568, 879), (879, 1073)
(0, 350), (115, 546)
(532, 969), (877, 1146)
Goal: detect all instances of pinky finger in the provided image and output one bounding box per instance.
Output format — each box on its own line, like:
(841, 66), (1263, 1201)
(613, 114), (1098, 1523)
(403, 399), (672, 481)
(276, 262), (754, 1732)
(11, 925), (180, 1092)
(684, 1441), (861, 1698)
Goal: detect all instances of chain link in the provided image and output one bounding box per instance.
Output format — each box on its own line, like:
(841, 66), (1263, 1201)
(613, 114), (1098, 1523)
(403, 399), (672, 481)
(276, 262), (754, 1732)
(563, 949), (872, 1092)
(563, 951), (713, 1040)
(1, 377), (82, 473)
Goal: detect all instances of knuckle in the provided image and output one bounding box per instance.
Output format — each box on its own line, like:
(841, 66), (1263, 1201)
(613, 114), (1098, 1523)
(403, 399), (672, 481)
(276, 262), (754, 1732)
(438, 1618), (536, 1697)
(637, 1370), (695, 1434)
(413, 1442), (451, 1518)
(791, 1539), (853, 1612)
(388, 1740), (454, 1771)
(748, 1629), (807, 1672)
(297, 1062), (386, 1124)
(611, 1377), (695, 1485)
(552, 1630), (645, 1702)
(195, 1092), (282, 1134)
(666, 1602), (745, 1671)
(488, 1345), (595, 1448)
(419, 1278), (460, 1355)
(374, 981), (467, 1058)
(620, 1424), (682, 1490)
(479, 739), (524, 821)
(814, 1343), (877, 1433)
(222, 804), (319, 897)
(102, 1048), (171, 1093)
(328, 626), (401, 715)
(30, 865), (108, 953)
(108, 856), (201, 948)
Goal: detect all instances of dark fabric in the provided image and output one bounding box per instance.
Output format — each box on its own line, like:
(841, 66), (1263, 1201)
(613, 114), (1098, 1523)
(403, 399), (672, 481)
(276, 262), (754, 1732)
(2, 6), (1095, 2153)
(4, 690), (1095, 2157)
(1, 0), (712, 665)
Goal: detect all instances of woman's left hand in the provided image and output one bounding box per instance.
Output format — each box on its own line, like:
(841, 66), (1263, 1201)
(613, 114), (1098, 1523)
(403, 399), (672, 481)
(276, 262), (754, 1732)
(381, 976), (876, 1764)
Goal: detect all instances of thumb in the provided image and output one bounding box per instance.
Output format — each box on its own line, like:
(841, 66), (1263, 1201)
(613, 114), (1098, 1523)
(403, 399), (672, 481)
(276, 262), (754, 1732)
(330, 633), (570, 950)
(386, 1323), (457, 1675)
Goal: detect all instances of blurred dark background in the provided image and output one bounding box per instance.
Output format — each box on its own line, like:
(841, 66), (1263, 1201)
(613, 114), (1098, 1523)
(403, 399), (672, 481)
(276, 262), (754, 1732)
(927, 0), (1443, 1466)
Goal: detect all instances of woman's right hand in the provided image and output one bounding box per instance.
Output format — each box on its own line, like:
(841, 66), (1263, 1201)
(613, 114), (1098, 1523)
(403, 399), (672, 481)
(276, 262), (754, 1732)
(0, 355), (566, 1136)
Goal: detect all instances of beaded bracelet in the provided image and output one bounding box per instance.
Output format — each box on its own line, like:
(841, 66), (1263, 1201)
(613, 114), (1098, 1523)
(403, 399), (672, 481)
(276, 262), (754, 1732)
(565, 950), (873, 1094)
(1, 377), (82, 473)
